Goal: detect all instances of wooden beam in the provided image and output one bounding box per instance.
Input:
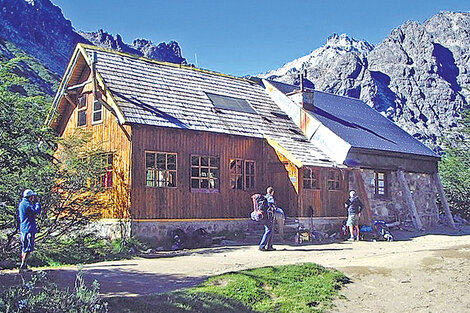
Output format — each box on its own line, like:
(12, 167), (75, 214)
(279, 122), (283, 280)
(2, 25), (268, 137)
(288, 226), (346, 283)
(353, 169), (373, 225)
(265, 136), (303, 168)
(66, 79), (92, 91)
(433, 173), (456, 229)
(397, 169), (423, 230)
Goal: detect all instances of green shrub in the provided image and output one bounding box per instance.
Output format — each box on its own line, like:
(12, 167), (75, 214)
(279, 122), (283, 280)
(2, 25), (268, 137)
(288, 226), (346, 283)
(0, 270), (108, 313)
(28, 234), (148, 267)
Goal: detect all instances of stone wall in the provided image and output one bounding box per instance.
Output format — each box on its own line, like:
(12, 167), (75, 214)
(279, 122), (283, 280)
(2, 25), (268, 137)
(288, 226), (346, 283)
(130, 219), (254, 240)
(350, 169), (439, 228)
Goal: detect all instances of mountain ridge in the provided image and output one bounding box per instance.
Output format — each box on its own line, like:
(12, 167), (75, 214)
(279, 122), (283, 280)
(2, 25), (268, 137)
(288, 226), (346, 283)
(0, 0), (186, 81)
(260, 11), (470, 147)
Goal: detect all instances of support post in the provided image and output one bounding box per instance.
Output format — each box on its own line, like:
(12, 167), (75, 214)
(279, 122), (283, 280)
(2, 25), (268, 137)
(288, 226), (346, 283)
(433, 173), (456, 229)
(353, 169), (373, 225)
(397, 170), (423, 230)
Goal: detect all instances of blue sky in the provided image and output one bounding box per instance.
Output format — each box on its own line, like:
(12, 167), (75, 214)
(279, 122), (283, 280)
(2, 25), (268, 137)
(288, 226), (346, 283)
(52, 0), (469, 76)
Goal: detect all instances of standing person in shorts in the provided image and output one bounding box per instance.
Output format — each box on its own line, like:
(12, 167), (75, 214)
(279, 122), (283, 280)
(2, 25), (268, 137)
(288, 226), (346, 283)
(345, 190), (363, 241)
(18, 189), (41, 272)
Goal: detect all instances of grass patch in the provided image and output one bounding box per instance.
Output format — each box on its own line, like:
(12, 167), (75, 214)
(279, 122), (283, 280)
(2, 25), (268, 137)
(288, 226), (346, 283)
(107, 263), (348, 313)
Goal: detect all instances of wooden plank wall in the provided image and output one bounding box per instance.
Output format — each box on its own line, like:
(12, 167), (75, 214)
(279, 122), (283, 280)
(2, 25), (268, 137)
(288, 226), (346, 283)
(299, 167), (348, 218)
(59, 72), (132, 219)
(131, 125), (268, 219)
(265, 147), (299, 217)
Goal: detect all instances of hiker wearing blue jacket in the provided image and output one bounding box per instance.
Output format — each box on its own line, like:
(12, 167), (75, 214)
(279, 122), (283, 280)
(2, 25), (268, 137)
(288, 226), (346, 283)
(18, 189), (41, 272)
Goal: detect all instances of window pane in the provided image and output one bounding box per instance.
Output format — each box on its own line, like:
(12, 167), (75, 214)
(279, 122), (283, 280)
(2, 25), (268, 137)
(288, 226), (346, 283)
(303, 168), (311, 178)
(78, 110), (86, 126)
(236, 176), (243, 189)
(210, 168), (219, 178)
(201, 157), (208, 166)
(312, 179), (317, 189)
(167, 154), (176, 170)
(78, 95), (86, 109)
(146, 169), (155, 187)
(191, 179), (199, 189)
(201, 167), (208, 177)
(230, 159), (236, 170)
(230, 177), (236, 189)
(246, 161), (254, 174)
(304, 179), (310, 189)
(146, 153), (155, 168)
(201, 179), (209, 189)
(93, 100), (102, 111)
(168, 171), (176, 187)
(93, 111), (102, 122)
(191, 167), (199, 178)
(156, 170), (165, 187)
(191, 156), (200, 166)
(156, 153), (166, 170)
(210, 157), (219, 168)
(378, 173), (384, 179)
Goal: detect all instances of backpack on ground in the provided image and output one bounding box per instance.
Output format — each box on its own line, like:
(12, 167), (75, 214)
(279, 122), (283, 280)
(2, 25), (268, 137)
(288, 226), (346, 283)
(250, 193), (269, 222)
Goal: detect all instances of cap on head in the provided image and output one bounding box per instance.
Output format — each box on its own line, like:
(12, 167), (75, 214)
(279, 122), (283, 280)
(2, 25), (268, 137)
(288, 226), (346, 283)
(23, 189), (36, 198)
(349, 190), (356, 197)
(267, 186), (274, 194)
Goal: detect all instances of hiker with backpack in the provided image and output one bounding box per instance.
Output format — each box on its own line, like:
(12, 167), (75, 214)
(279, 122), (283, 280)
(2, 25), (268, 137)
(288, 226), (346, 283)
(345, 190), (363, 241)
(258, 186), (277, 251)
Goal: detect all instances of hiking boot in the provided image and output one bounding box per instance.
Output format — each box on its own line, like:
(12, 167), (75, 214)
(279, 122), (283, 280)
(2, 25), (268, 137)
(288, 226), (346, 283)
(266, 247), (276, 251)
(19, 265), (32, 273)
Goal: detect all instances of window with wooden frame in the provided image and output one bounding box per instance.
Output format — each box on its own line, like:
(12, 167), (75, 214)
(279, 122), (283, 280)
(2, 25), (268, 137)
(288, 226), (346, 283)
(245, 160), (255, 190)
(146, 152), (177, 188)
(327, 170), (341, 190)
(191, 155), (219, 191)
(229, 159), (255, 190)
(230, 159), (244, 190)
(374, 171), (387, 196)
(99, 153), (113, 188)
(303, 167), (319, 189)
(77, 94), (87, 127)
(92, 100), (103, 124)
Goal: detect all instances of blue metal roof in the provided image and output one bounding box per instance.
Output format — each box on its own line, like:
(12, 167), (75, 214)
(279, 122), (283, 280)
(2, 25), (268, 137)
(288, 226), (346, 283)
(311, 91), (439, 158)
(265, 80), (439, 158)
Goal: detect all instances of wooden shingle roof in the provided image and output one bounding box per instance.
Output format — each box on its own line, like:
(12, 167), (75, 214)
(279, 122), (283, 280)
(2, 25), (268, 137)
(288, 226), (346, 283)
(80, 45), (334, 167)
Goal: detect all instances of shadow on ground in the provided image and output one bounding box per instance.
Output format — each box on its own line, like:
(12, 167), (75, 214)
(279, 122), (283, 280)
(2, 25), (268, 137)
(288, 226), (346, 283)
(106, 291), (258, 313)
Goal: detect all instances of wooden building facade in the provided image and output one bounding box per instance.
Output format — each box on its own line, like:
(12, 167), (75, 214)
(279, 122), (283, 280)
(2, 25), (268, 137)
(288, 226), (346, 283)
(48, 44), (349, 238)
(49, 44), (452, 239)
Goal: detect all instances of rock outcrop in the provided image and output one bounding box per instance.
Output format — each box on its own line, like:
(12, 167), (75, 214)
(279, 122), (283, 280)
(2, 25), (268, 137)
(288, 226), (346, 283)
(261, 13), (470, 147)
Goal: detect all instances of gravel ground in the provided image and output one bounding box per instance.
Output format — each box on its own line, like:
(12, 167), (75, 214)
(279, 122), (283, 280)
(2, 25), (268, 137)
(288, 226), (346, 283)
(1, 226), (470, 312)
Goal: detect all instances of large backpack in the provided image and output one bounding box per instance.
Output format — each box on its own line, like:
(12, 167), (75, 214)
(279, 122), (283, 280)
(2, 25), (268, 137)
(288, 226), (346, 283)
(250, 194), (269, 222)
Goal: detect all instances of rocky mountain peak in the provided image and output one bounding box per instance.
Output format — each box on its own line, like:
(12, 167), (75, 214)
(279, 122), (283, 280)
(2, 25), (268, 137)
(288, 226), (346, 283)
(80, 30), (186, 65)
(325, 33), (374, 54)
(260, 11), (470, 148)
(0, 0), (187, 76)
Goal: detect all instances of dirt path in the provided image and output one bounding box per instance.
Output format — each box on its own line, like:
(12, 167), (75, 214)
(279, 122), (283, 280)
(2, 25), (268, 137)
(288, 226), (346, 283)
(2, 227), (470, 312)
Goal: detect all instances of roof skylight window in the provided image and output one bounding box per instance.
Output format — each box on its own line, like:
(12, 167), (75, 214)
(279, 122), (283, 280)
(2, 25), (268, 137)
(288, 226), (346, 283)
(205, 92), (257, 114)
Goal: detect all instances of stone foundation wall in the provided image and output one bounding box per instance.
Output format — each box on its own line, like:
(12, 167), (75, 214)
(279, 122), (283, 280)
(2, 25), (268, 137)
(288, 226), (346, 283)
(349, 169), (439, 228)
(130, 219), (255, 240)
(87, 219), (131, 240)
(295, 217), (345, 233)
(89, 216), (345, 241)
